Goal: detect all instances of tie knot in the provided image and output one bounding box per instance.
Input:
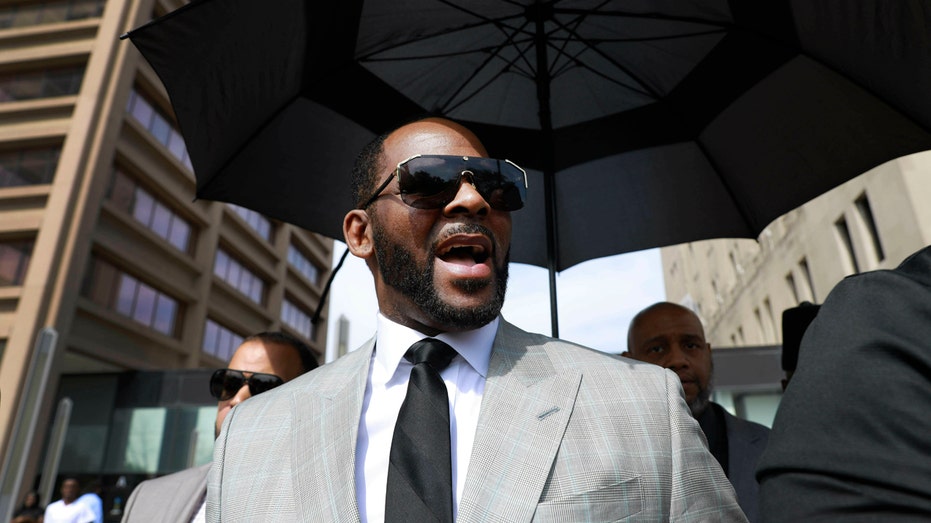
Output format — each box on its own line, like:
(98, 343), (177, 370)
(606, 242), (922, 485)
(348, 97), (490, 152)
(405, 338), (457, 371)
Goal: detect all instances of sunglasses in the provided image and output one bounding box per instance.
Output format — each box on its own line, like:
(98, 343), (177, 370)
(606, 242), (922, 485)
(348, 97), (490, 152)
(209, 368), (284, 401)
(361, 154), (528, 211)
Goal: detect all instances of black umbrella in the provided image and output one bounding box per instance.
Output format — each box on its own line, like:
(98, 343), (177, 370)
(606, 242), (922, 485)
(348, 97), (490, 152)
(124, 0), (931, 336)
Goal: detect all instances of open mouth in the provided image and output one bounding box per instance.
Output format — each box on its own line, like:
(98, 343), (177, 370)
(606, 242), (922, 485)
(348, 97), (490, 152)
(438, 244), (489, 265)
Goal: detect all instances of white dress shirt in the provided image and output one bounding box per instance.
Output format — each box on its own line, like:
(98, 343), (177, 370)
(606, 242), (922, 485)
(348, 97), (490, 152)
(355, 314), (497, 523)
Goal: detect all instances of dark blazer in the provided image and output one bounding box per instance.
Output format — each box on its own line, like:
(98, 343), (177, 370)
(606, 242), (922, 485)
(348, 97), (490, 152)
(720, 406), (769, 523)
(757, 245), (931, 521)
(207, 319), (746, 522)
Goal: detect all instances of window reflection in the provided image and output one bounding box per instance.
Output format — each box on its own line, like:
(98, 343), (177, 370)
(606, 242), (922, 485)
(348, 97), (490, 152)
(83, 257), (181, 337)
(108, 169), (194, 253)
(213, 248), (264, 305)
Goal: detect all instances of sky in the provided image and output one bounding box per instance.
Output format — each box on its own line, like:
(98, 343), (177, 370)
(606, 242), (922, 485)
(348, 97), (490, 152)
(324, 243), (666, 361)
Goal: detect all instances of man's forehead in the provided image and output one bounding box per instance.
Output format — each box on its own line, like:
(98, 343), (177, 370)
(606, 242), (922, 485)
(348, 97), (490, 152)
(382, 119), (487, 167)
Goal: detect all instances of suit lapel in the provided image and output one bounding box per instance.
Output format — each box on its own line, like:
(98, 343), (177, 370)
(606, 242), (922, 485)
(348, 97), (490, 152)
(291, 339), (374, 522)
(458, 321), (581, 523)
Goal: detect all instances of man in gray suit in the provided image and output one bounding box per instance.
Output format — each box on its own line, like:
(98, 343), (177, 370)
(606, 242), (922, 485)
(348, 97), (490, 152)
(122, 332), (317, 522)
(208, 117), (746, 522)
(625, 302), (769, 522)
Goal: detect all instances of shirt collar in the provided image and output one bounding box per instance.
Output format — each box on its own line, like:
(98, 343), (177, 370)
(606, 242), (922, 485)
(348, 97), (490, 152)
(374, 313), (497, 379)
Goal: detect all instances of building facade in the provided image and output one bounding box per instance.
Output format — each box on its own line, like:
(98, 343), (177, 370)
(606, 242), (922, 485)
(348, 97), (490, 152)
(660, 152), (931, 428)
(662, 151), (931, 349)
(0, 0), (334, 513)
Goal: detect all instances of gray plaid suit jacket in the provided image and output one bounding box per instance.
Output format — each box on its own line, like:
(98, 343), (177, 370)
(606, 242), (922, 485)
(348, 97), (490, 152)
(123, 463), (209, 522)
(207, 319), (746, 522)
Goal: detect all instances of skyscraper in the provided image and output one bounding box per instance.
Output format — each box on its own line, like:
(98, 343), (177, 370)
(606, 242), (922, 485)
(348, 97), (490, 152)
(0, 0), (334, 509)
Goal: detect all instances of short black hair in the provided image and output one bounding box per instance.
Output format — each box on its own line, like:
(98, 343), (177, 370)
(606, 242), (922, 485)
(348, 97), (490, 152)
(350, 113), (441, 208)
(351, 131), (390, 208)
(243, 331), (318, 373)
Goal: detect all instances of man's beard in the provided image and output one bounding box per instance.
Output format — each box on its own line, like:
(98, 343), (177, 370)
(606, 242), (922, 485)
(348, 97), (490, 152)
(689, 372), (713, 417)
(373, 222), (508, 330)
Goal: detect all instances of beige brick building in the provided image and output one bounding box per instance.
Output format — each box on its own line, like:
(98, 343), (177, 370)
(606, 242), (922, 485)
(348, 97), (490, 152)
(662, 151), (931, 348)
(0, 0), (333, 512)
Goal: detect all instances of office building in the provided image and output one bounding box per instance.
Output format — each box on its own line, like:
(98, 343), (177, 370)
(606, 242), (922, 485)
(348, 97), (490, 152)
(661, 151), (931, 423)
(1, 0), (334, 513)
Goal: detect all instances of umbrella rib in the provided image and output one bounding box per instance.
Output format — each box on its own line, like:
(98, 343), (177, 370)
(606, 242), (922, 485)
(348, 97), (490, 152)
(553, 7), (731, 30)
(545, 1), (729, 101)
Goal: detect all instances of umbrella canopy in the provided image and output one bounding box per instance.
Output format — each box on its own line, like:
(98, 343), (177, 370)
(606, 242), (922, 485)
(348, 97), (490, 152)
(125, 0), (931, 334)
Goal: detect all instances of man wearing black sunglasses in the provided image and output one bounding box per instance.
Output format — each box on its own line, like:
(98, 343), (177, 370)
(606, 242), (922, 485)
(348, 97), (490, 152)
(123, 332), (317, 523)
(208, 118), (746, 522)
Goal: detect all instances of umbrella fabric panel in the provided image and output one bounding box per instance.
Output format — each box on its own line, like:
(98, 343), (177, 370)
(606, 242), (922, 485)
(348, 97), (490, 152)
(549, 144), (750, 271)
(198, 100), (374, 241)
(129, 0), (309, 188)
(702, 55), (931, 235)
(356, 0), (732, 131)
(792, 0), (931, 132)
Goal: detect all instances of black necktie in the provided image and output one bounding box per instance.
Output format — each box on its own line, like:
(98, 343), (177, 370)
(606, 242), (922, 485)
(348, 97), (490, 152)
(385, 338), (458, 523)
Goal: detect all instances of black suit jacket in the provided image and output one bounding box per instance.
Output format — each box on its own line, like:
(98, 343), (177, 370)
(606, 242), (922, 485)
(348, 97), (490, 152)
(757, 245), (931, 521)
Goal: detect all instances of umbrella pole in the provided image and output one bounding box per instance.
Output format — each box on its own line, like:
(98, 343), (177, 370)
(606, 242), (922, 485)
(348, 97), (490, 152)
(532, 3), (560, 338)
(311, 247), (350, 328)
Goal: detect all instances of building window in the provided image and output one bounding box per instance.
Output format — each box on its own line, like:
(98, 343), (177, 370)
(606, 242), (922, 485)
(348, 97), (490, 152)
(763, 297), (776, 343)
(0, 65), (84, 102)
(799, 257), (816, 302)
(855, 193), (885, 263)
(214, 249), (265, 304)
(287, 244), (320, 285)
(281, 298), (314, 341)
(0, 239), (34, 286)
(785, 272), (799, 304)
(0, 0), (105, 29)
(202, 319), (243, 361)
(108, 169), (194, 253)
(0, 146), (60, 187)
(82, 257), (180, 337)
(227, 204), (272, 241)
(834, 216), (860, 274)
(126, 89), (193, 170)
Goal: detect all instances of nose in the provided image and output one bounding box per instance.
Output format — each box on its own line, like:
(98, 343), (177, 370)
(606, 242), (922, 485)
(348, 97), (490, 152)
(444, 173), (489, 216)
(227, 383), (252, 407)
(665, 345), (690, 371)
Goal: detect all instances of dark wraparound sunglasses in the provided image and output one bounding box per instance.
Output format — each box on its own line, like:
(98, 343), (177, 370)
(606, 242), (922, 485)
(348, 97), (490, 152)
(209, 368), (284, 401)
(360, 155), (528, 211)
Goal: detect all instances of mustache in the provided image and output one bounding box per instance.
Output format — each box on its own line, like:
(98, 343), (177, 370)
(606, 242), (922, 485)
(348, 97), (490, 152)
(432, 223), (497, 254)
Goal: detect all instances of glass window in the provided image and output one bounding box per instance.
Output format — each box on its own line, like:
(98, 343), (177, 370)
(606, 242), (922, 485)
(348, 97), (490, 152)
(153, 294), (177, 335)
(287, 244), (320, 285)
(132, 189), (154, 224)
(213, 248), (265, 304)
(0, 0), (105, 30)
(227, 204), (273, 241)
(126, 88), (190, 168)
(83, 257), (181, 337)
(0, 66), (85, 101)
(202, 319), (243, 360)
(108, 169), (195, 254)
(0, 147), (60, 187)
(0, 240), (34, 286)
(151, 202), (172, 238)
(167, 131), (186, 159)
(108, 170), (134, 212)
(132, 284), (157, 325)
(128, 92), (154, 128)
(167, 219), (191, 252)
(115, 274), (137, 316)
(282, 298), (314, 340)
(149, 114), (171, 145)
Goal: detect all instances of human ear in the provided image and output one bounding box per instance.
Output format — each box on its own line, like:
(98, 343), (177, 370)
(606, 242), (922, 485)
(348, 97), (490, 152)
(343, 209), (374, 259)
